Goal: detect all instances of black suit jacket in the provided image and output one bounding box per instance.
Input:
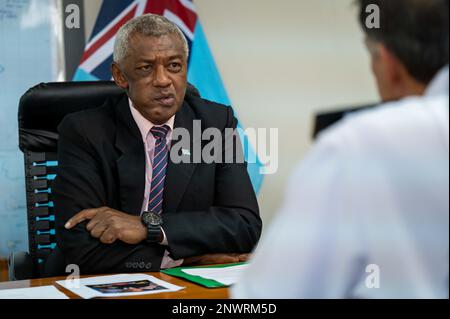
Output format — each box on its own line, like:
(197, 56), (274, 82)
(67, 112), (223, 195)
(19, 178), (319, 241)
(51, 90), (261, 274)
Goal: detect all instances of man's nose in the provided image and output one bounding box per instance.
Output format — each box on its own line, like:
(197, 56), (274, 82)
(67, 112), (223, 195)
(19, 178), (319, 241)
(152, 65), (171, 87)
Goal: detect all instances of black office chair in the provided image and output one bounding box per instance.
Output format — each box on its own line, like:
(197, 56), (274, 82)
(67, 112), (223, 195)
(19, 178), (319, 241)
(9, 81), (200, 280)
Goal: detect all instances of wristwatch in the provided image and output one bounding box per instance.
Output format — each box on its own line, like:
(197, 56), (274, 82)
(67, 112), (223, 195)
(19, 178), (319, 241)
(141, 211), (163, 243)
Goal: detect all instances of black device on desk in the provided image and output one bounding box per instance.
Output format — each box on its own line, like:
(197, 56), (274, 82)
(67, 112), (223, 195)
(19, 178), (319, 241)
(312, 103), (377, 139)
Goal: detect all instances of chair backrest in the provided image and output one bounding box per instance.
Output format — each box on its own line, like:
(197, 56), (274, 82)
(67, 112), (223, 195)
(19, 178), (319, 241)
(18, 81), (200, 277)
(18, 81), (124, 276)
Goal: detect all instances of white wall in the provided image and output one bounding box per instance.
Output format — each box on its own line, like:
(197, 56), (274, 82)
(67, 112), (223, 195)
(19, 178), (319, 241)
(195, 0), (379, 224)
(83, 0), (379, 226)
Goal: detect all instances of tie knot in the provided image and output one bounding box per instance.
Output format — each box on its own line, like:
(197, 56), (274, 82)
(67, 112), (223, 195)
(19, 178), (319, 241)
(150, 125), (170, 139)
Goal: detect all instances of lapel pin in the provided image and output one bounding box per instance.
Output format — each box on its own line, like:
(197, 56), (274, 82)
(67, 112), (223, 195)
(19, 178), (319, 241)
(182, 149), (191, 156)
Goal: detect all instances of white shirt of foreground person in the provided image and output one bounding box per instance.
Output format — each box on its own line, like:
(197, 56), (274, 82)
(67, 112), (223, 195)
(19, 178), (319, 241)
(232, 66), (449, 299)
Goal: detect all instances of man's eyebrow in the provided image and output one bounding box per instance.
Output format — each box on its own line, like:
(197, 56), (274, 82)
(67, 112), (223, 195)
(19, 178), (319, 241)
(135, 55), (184, 63)
(167, 54), (184, 60)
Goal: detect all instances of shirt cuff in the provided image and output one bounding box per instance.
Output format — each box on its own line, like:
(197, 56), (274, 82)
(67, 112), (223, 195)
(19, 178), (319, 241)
(160, 250), (184, 269)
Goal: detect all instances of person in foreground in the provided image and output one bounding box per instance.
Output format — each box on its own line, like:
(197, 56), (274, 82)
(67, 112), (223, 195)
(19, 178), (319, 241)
(50, 14), (261, 275)
(232, 0), (449, 298)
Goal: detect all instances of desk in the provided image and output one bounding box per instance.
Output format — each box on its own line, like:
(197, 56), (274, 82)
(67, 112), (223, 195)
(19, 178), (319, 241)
(0, 271), (229, 299)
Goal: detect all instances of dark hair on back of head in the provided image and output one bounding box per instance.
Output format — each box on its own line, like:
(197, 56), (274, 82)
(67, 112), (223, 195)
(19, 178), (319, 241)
(357, 0), (449, 84)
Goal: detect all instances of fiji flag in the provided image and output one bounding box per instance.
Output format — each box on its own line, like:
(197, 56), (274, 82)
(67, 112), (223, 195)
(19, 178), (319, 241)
(73, 0), (263, 193)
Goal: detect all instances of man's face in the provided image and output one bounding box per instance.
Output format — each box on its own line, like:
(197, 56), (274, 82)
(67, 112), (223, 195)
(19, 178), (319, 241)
(112, 33), (187, 124)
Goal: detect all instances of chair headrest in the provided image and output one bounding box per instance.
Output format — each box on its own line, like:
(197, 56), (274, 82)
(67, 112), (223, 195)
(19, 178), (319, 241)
(19, 81), (123, 132)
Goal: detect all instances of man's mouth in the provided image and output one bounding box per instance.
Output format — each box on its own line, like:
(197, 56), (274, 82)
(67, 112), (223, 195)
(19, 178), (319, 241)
(154, 93), (176, 106)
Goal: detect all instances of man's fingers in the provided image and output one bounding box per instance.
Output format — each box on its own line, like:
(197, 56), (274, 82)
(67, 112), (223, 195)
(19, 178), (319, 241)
(99, 228), (117, 244)
(86, 213), (107, 231)
(65, 207), (107, 229)
(64, 209), (96, 229)
(86, 218), (99, 232)
(90, 222), (108, 239)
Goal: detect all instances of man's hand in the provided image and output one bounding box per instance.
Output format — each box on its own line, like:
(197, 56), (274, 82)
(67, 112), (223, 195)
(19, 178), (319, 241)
(183, 253), (250, 266)
(64, 207), (147, 245)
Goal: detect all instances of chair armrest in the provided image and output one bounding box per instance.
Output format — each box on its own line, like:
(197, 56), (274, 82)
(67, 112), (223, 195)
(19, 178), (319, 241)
(8, 251), (33, 280)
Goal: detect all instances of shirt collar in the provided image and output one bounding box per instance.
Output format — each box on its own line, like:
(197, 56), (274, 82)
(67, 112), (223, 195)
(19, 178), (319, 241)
(425, 65), (449, 97)
(128, 98), (175, 141)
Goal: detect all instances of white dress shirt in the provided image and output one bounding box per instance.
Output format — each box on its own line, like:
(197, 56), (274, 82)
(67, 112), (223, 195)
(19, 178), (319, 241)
(232, 66), (449, 299)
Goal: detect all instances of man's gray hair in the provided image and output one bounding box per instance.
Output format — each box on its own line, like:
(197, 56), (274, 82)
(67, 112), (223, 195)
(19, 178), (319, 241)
(113, 14), (189, 64)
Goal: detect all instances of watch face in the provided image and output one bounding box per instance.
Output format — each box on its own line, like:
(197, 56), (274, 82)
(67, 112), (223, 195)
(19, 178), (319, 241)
(142, 211), (162, 226)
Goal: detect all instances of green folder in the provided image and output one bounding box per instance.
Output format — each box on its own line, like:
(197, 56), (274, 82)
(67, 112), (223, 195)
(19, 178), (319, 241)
(161, 262), (246, 288)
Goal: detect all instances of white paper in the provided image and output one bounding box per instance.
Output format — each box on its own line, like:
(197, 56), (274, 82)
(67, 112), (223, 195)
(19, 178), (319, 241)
(182, 264), (249, 286)
(0, 285), (69, 299)
(56, 273), (184, 299)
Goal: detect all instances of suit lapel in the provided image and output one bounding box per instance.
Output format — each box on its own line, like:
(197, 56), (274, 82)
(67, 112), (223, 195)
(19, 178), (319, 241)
(113, 95), (199, 215)
(114, 94), (146, 216)
(163, 101), (199, 213)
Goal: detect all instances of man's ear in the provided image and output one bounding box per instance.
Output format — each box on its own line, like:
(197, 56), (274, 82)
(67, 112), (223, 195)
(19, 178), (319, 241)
(112, 62), (129, 90)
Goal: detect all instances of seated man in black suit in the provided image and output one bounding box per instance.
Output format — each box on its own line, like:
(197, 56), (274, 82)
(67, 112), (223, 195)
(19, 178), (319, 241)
(52, 14), (261, 274)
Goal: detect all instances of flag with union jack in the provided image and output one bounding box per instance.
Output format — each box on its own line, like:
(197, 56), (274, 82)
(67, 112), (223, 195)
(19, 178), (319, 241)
(73, 0), (263, 192)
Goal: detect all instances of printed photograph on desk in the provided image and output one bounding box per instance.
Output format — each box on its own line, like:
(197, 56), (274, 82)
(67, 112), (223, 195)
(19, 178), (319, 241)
(87, 280), (165, 294)
(56, 274), (184, 299)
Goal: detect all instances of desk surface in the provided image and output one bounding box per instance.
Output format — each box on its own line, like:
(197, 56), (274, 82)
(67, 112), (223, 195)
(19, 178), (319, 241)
(0, 271), (229, 299)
